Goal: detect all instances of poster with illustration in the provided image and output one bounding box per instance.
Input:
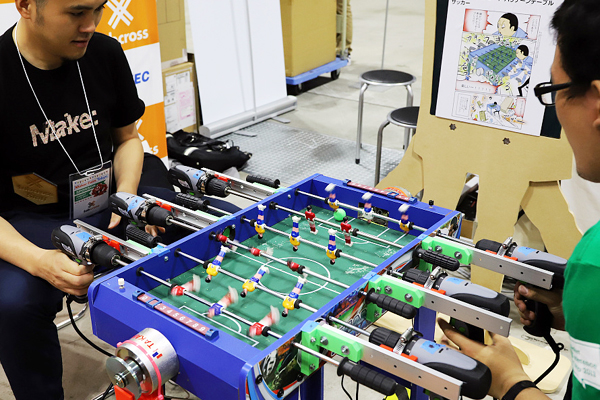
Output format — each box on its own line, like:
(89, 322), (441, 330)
(436, 1), (562, 136)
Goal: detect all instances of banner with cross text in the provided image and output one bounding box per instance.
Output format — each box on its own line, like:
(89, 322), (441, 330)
(0, 0), (168, 164)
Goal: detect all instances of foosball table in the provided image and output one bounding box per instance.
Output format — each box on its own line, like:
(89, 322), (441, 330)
(74, 171), (557, 400)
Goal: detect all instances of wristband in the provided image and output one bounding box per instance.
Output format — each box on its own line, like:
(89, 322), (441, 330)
(502, 380), (537, 400)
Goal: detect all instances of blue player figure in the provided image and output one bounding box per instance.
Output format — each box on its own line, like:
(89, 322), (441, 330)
(255, 204), (267, 239)
(289, 216), (301, 251)
(326, 228), (338, 265)
(325, 184), (340, 210)
(362, 192), (374, 222)
(399, 204), (411, 233)
(207, 286), (239, 318)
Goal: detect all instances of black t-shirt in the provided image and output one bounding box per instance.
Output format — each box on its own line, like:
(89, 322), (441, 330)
(0, 26), (145, 217)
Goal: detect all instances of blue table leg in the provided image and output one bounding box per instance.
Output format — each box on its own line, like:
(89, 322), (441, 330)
(300, 367), (324, 400)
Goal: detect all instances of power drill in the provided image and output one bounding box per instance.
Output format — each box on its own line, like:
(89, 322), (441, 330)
(369, 326), (491, 400)
(51, 225), (126, 303)
(167, 165), (231, 198)
(401, 266), (510, 342)
(476, 238), (567, 337)
(110, 192), (175, 228)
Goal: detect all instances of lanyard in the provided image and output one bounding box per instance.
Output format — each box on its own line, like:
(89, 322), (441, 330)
(13, 20), (104, 176)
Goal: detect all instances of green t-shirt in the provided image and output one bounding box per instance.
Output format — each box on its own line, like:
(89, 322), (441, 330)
(563, 220), (600, 398)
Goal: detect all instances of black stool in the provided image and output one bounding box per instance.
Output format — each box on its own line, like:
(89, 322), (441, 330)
(356, 69), (416, 164)
(375, 106), (419, 185)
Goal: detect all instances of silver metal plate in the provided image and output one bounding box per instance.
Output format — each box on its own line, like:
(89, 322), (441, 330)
(142, 194), (218, 229)
(73, 219), (147, 261)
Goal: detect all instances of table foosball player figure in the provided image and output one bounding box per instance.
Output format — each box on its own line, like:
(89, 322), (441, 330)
(304, 205), (318, 234)
(325, 184), (340, 210)
(208, 286), (239, 318)
(282, 275), (307, 317)
(326, 229), (338, 265)
(241, 265), (270, 297)
(289, 216), (301, 251)
(248, 306), (280, 337)
(362, 192), (373, 222)
(255, 204), (267, 239)
(206, 245), (230, 282)
(399, 204), (410, 234)
(340, 216), (352, 247)
(170, 274), (202, 296)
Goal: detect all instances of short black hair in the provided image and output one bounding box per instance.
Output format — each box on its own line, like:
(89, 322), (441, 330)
(517, 45), (529, 57)
(552, 0), (600, 96)
(500, 13), (519, 31)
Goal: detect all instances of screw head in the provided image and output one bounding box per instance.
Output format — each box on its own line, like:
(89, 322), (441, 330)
(114, 374), (126, 388)
(435, 246), (443, 253)
(405, 294), (413, 302)
(310, 337), (316, 344)
(320, 336), (329, 345)
(454, 251), (462, 260)
(309, 364), (316, 371)
(376, 287), (382, 293)
(374, 311), (380, 318)
(164, 256), (169, 262)
(384, 286), (392, 294)
(341, 345), (349, 355)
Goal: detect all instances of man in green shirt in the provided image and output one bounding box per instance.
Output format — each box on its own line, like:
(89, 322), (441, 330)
(439, 0), (600, 399)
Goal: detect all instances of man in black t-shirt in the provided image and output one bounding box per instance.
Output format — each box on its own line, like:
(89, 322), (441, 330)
(0, 1), (147, 399)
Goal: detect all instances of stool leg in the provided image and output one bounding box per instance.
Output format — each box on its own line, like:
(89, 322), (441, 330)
(406, 84), (414, 107)
(375, 120), (390, 186)
(403, 127), (415, 151)
(356, 83), (368, 164)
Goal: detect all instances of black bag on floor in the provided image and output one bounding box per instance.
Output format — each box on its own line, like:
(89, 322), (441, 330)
(166, 130), (251, 172)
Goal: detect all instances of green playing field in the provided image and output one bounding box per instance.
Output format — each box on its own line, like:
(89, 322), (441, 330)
(148, 205), (416, 350)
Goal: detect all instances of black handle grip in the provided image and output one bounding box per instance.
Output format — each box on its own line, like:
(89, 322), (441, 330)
(449, 319), (485, 343)
(415, 248), (460, 271)
(475, 239), (502, 253)
(246, 175), (280, 188)
(205, 178), (230, 197)
(523, 300), (553, 337)
(337, 358), (398, 396)
(175, 193), (209, 211)
(366, 289), (417, 319)
(126, 224), (160, 248)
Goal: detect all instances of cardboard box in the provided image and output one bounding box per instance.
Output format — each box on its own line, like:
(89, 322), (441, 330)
(157, 0), (187, 68)
(280, 0), (337, 77)
(162, 62), (198, 133)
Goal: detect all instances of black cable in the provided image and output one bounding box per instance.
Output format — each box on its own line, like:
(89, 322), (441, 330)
(534, 333), (564, 385)
(340, 375), (353, 400)
(99, 383), (113, 400)
(355, 381), (359, 400)
(66, 297), (113, 357)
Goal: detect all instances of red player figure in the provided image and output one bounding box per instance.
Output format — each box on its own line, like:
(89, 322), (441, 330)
(340, 216), (352, 247)
(248, 306), (280, 337)
(170, 274), (201, 296)
(304, 205), (318, 234)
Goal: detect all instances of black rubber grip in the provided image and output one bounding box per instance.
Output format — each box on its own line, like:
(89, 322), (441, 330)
(126, 224), (160, 248)
(414, 248), (460, 271)
(475, 239), (502, 253)
(402, 268), (430, 285)
(337, 358), (397, 396)
(90, 243), (121, 268)
(523, 300), (553, 337)
(369, 327), (402, 349)
(146, 206), (173, 227)
(366, 289), (417, 319)
(246, 175), (280, 188)
(205, 178), (230, 197)
(175, 193), (208, 211)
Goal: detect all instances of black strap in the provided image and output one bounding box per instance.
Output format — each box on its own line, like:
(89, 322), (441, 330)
(502, 380), (538, 400)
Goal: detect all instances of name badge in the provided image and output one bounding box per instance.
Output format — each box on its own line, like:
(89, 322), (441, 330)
(69, 161), (112, 219)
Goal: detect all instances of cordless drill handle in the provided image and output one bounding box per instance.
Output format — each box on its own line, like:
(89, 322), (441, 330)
(523, 300), (554, 337)
(337, 357), (398, 396)
(366, 289), (417, 319)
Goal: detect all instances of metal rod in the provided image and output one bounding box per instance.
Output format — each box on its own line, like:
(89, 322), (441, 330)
(115, 259), (129, 267)
(230, 239), (349, 289)
(206, 204), (231, 216)
(381, 0), (390, 69)
(229, 189), (262, 203)
(436, 232), (475, 247)
(329, 316), (371, 337)
(295, 189), (428, 232)
(274, 204), (404, 249)
(168, 218), (199, 231)
(295, 342), (341, 367)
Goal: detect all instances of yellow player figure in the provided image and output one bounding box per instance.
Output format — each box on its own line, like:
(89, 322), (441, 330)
(399, 204), (411, 233)
(282, 275), (307, 317)
(241, 265), (269, 297)
(206, 245), (230, 282)
(326, 229), (338, 265)
(255, 204), (267, 238)
(325, 184), (340, 210)
(289, 216), (301, 251)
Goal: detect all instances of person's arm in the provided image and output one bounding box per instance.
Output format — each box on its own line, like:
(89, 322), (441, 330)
(108, 122), (143, 229)
(0, 217), (93, 296)
(438, 319), (550, 400)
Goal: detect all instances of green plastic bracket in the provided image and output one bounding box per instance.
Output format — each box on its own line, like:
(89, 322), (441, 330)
(420, 236), (473, 266)
(299, 322), (363, 375)
(365, 275), (425, 322)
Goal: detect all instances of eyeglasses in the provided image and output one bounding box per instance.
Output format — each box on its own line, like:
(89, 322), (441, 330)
(534, 82), (572, 106)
